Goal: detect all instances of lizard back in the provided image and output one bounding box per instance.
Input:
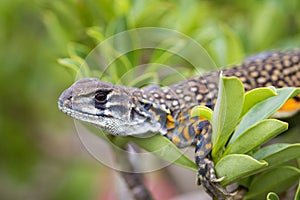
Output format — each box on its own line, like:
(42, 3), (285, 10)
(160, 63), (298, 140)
(133, 49), (299, 119)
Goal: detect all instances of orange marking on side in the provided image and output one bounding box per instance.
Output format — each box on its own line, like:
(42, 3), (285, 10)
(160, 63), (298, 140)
(192, 122), (200, 135)
(172, 136), (180, 145)
(279, 95), (300, 112)
(178, 125), (184, 134)
(177, 112), (188, 122)
(183, 126), (191, 141)
(167, 114), (175, 122)
(166, 121), (175, 129)
(201, 128), (207, 135)
(166, 114), (175, 129)
(189, 118), (196, 124)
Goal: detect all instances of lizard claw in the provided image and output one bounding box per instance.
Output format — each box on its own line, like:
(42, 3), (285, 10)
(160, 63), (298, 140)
(211, 176), (226, 183)
(197, 158), (235, 199)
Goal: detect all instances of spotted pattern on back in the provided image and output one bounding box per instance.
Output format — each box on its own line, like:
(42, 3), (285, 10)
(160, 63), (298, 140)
(223, 50), (300, 90)
(132, 50), (300, 145)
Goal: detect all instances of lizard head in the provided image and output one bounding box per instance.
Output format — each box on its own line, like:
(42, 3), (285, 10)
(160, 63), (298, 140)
(58, 78), (163, 136)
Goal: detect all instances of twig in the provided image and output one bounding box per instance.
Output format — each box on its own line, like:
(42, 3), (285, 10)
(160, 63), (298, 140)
(115, 144), (154, 200)
(120, 171), (153, 200)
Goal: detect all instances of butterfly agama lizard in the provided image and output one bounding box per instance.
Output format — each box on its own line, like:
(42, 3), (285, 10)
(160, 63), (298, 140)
(58, 50), (300, 199)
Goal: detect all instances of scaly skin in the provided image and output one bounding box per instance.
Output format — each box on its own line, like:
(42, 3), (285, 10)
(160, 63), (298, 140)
(58, 50), (300, 199)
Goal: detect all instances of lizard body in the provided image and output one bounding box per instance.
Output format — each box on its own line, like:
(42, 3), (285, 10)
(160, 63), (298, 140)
(58, 50), (300, 199)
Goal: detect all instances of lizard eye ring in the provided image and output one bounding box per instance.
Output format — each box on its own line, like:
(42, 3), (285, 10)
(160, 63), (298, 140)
(95, 91), (108, 103)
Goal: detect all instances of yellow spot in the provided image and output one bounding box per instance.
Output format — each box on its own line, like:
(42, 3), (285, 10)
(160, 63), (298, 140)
(178, 115), (186, 122)
(172, 136), (180, 145)
(167, 114), (175, 122)
(183, 126), (191, 141)
(192, 123), (199, 135)
(155, 115), (161, 121)
(166, 121), (175, 129)
(149, 109), (156, 115)
(251, 71), (259, 77)
(205, 143), (212, 150)
(283, 60), (291, 67)
(178, 125), (184, 133)
(188, 118), (196, 124)
(265, 64), (273, 71)
(257, 77), (266, 84)
(197, 150), (205, 156)
(166, 114), (175, 129)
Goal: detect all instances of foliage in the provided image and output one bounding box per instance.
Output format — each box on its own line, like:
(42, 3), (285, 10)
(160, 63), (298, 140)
(78, 71), (300, 199)
(192, 76), (300, 199)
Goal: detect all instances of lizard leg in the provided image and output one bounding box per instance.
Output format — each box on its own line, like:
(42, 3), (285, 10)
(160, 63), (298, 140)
(165, 118), (233, 199)
(195, 120), (233, 199)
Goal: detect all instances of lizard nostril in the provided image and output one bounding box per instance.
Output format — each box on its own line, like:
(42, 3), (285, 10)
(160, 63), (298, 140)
(59, 88), (73, 104)
(66, 94), (72, 100)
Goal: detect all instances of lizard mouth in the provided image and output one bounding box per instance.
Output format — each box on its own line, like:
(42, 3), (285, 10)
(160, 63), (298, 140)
(57, 101), (106, 122)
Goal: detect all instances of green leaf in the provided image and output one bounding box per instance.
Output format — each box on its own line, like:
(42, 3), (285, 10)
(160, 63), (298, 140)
(124, 72), (158, 87)
(224, 119), (288, 155)
(295, 179), (300, 200)
(241, 87), (277, 118)
(253, 143), (300, 168)
(67, 42), (90, 59)
(215, 154), (268, 185)
(82, 122), (197, 171)
(211, 23), (245, 67)
(212, 75), (244, 159)
(249, 2), (286, 50)
(57, 58), (81, 72)
(130, 135), (197, 171)
(110, 133), (197, 172)
(266, 192), (280, 200)
(86, 26), (105, 43)
(244, 166), (300, 200)
(230, 88), (300, 144)
(190, 105), (213, 122)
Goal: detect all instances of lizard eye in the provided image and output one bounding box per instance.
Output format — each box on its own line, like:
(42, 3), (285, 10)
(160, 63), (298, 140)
(95, 91), (109, 103)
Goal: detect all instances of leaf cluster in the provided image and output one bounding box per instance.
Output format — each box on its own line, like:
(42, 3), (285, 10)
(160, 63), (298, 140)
(191, 75), (300, 199)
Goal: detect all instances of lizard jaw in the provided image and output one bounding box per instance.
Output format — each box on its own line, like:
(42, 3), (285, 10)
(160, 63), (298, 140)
(58, 100), (104, 124)
(58, 100), (162, 136)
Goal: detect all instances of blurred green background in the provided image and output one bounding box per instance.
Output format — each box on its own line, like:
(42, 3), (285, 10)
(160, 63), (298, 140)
(1, 0), (299, 199)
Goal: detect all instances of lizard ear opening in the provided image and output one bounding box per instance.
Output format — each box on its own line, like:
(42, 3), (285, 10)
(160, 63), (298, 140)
(139, 101), (152, 110)
(130, 108), (146, 122)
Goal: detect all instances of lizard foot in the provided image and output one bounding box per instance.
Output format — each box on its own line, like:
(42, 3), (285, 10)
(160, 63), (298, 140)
(197, 158), (235, 200)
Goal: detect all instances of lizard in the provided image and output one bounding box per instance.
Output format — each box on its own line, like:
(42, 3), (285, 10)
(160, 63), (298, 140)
(58, 49), (300, 199)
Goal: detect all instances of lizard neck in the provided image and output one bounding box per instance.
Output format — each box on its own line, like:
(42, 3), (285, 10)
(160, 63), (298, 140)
(133, 71), (220, 119)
